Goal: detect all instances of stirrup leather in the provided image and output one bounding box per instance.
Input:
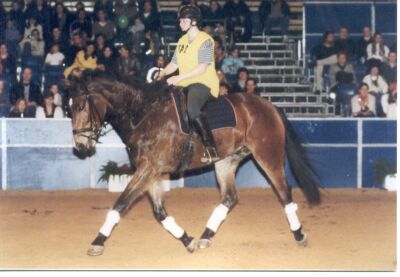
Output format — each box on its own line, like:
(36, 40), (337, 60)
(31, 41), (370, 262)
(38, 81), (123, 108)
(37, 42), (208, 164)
(200, 147), (220, 164)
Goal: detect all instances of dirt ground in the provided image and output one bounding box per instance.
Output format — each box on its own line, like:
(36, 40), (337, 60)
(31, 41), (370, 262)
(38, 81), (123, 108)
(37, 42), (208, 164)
(0, 188), (396, 271)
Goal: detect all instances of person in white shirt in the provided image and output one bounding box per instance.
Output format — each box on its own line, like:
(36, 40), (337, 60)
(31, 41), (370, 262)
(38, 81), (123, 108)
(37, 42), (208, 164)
(47, 83), (63, 107)
(44, 43), (65, 66)
(366, 32), (389, 70)
(35, 94), (64, 118)
(362, 66), (388, 117)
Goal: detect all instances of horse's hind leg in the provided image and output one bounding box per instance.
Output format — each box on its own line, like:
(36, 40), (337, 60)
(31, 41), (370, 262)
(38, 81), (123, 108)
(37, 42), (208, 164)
(251, 150), (307, 246)
(87, 162), (158, 256)
(198, 148), (249, 249)
(148, 179), (196, 253)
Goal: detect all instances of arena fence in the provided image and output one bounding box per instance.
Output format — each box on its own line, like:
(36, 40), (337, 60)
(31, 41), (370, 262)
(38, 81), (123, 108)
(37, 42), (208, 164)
(0, 118), (396, 191)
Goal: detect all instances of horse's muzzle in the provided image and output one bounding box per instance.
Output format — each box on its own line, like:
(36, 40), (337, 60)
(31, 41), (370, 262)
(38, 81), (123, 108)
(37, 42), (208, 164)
(73, 143), (96, 159)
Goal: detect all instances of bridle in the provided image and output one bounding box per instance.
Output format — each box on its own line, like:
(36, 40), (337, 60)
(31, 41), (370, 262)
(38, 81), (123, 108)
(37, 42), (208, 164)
(72, 93), (109, 143)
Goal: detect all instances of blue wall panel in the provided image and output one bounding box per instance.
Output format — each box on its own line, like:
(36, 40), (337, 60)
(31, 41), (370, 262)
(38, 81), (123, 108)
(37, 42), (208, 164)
(363, 120), (396, 144)
(7, 147), (90, 190)
(291, 120), (358, 144)
(375, 3), (397, 33)
(362, 147), (397, 188)
(305, 4), (371, 34)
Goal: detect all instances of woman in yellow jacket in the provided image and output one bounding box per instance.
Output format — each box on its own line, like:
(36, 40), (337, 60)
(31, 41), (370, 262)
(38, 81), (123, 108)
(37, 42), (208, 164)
(159, 5), (220, 164)
(64, 42), (98, 78)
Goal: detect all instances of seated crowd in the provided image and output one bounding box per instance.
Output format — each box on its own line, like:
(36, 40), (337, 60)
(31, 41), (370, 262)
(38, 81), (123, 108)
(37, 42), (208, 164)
(1, 0), (275, 119)
(310, 26), (396, 118)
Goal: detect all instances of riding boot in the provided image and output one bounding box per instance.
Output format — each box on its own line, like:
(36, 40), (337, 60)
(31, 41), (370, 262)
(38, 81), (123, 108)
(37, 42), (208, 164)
(192, 115), (220, 164)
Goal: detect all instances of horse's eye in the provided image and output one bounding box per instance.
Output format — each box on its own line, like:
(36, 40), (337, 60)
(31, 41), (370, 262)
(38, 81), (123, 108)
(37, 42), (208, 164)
(76, 105), (85, 112)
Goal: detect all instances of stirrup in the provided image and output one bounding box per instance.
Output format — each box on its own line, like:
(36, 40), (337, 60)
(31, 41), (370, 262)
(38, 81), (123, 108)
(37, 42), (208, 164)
(200, 147), (220, 164)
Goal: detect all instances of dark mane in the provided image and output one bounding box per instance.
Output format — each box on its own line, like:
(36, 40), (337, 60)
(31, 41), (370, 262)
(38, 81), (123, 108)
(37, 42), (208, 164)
(79, 69), (170, 105)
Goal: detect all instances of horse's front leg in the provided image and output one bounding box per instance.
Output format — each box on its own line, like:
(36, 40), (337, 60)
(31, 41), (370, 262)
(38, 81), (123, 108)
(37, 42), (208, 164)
(87, 162), (157, 256)
(148, 179), (196, 253)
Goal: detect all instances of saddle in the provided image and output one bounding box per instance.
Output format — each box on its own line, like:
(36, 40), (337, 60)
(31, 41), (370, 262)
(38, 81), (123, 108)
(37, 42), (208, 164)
(170, 87), (237, 172)
(171, 88), (237, 135)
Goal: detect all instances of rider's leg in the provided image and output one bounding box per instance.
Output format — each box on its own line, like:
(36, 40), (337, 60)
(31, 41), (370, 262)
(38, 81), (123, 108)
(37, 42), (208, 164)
(187, 83), (220, 163)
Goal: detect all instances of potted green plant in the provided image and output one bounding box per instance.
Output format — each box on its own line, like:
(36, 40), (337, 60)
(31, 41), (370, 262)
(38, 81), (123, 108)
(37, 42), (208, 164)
(98, 161), (134, 192)
(373, 160), (396, 191)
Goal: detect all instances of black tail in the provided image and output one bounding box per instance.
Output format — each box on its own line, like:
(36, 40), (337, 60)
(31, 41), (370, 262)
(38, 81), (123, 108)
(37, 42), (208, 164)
(278, 109), (321, 205)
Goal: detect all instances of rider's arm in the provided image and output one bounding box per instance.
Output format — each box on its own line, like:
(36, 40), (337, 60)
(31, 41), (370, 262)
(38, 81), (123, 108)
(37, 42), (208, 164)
(160, 61), (179, 77)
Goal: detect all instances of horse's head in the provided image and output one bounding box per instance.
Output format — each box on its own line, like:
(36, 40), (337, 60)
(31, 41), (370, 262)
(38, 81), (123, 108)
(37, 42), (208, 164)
(67, 75), (109, 158)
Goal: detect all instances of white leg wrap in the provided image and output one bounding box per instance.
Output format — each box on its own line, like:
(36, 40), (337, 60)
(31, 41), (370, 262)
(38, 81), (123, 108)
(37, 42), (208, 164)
(284, 202), (301, 231)
(206, 204), (229, 232)
(99, 210), (121, 237)
(161, 216), (185, 239)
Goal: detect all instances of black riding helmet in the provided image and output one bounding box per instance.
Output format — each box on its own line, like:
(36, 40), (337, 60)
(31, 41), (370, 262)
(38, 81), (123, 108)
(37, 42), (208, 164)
(178, 5), (202, 26)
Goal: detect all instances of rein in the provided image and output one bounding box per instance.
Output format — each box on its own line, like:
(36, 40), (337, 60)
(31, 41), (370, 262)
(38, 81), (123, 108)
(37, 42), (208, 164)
(72, 94), (109, 143)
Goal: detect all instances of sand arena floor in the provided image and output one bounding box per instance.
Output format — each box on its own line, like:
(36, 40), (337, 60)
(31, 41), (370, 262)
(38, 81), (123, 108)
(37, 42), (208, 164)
(0, 188), (396, 270)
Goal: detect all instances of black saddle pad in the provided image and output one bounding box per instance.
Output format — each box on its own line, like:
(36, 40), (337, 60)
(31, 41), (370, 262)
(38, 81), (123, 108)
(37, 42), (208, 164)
(172, 91), (237, 134)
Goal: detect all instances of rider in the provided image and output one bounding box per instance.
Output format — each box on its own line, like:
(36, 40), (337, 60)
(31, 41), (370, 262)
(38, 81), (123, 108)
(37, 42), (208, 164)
(158, 5), (220, 164)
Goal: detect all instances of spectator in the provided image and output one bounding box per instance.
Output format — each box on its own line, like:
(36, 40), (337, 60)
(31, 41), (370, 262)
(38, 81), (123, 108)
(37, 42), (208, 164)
(92, 9), (116, 43)
(245, 78), (260, 95)
(328, 52), (356, 91)
(116, 45), (141, 78)
(334, 27), (356, 61)
(139, 0), (161, 55)
(97, 45), (116, 73)
(23, 16), (44, 41)
(8, 0), (25, 34)
(9, 98), (36, 118)
(5, 20), (22, 59)
(351, 83), (375, 117)
(50, 2), (72, 40)
(312, 31), (337, 94)
(213, 36), (226, 70)
(380, 51), (397, 85)
(203, 0), (224, 24)
(0, 43), (17, 81)
(64, 42), (99, 78)
(23, 0), (37, 20)
(366, 32), (389, 70)
(19, 28), (45, 58)
(35, 0), (52, 40)
(362, 66), (388, 117)
(45, 26), (68, 53)
(10, 67), (42, 106)
(70, 8), (92, 39)
(94, 0), (114, 21)
(64, 32), (84, 67)
(221, 46), (245, 83)
(381, 83), (397, 119)
(219, 82), (230, 95)
(259, 0), (291, 41)
(231, 67), (249, 93)
(44, 43), (65, 66)
(47, 83), (63, 107)
(216, 69), (230, 85)
(356, 26), (373, 63)
(127, 17), (146, 55)
(35, 93), (64, 118)
(94, 34), (107, 58)
(115, 0), (138, 41)
(0, 79), (11, 117)
(223, 0), (252, 42)
(0, 2), (6, 41)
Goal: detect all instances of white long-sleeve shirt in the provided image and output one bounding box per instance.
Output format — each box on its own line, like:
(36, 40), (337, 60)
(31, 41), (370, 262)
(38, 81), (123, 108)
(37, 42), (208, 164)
(362, 74), (388, 94)
(366, 43), (389, 61)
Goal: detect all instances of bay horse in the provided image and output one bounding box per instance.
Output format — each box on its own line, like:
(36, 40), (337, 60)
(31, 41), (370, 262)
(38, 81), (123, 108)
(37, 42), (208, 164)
(68, 70), (320, 256)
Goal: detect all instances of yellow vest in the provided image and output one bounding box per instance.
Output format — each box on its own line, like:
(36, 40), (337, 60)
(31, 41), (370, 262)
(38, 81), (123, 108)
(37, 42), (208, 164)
(176, 31), (219, 97)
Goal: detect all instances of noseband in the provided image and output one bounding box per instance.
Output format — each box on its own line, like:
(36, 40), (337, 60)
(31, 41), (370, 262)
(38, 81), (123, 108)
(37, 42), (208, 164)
(72, 94), (108, 143)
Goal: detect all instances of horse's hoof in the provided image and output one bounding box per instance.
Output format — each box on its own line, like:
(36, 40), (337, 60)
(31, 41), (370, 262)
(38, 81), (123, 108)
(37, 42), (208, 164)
(296, 233), (308, 247)
(186, 238), (196, 253)
(198, 238), (212, 249)
(87, 245), (105, 256)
